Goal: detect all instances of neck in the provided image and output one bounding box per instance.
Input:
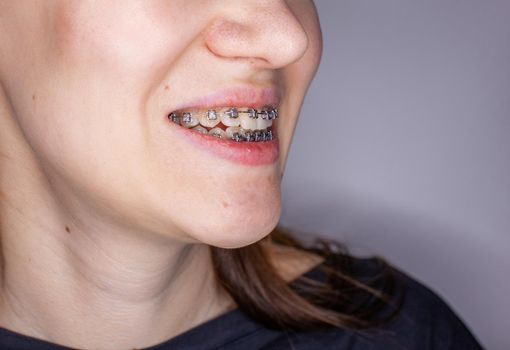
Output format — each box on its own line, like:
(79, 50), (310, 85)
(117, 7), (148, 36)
(0, 92), (235, 350)
(0, 190), (235, 350)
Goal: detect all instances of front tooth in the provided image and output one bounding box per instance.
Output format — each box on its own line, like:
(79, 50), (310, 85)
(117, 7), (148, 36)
(220, 108), (241, 127)
(181, 112), (199, 128)
(191, 125), (208, 135)
(199, 110), (220, 128)
(226, 126), (245, 140)
(256, 117), (272, 130)
(208, 127), (227, 139)
(240, 113), (257, 130)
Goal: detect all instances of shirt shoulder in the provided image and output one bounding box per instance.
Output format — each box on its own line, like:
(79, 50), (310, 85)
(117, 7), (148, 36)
(258, 254), (484, 350)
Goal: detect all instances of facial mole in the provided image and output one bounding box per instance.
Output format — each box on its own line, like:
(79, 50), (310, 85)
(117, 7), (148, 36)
(222, 201), (229, 208)
(164, 85), (170, 91)
(65, 226), (71, 233)
(32, 94), (36, 101)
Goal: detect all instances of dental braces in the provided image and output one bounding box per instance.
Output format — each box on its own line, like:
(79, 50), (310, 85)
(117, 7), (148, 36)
(167, 107), (277, 142)
(232, 130), (273, 142)
(168, 107), (278, 123)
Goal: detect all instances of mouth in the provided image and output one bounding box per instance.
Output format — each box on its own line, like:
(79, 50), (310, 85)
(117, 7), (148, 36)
(162, 87), (281, 166)
(167, 106), (278, 142)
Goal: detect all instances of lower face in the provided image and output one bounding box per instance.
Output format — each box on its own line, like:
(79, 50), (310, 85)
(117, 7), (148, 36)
(0, 1), (322, 248)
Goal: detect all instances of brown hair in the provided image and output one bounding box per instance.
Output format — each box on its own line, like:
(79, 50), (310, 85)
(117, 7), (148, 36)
(210, 225), (405, 335)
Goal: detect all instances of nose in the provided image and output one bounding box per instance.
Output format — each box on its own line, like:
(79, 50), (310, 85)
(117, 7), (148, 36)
(204, 1), (309, 69)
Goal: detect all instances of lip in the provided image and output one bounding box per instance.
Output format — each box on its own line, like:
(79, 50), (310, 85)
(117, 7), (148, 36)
(164, 86), (280, 167)
(168, 86), (281, 112)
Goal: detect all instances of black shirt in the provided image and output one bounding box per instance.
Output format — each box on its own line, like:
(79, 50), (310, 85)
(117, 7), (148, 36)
(0, 254), (484, 350)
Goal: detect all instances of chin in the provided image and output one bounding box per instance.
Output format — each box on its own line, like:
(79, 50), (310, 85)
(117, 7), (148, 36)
(188, 200), (282, 249)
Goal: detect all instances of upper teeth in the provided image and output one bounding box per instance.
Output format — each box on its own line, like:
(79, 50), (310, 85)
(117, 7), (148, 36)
(170, 107), (278, 122)
(224, 108), (239, 119)
(206, 110), (218, 120)
(181, 112), (198, 127)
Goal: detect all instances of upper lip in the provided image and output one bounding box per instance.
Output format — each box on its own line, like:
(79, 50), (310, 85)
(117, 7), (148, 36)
(169, 86), (281, 112)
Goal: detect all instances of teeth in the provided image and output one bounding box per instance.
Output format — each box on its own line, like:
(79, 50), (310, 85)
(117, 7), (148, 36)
(207, 109), (218, 120)
(168, 112), (180, 124)
(243, 132), (253, 142)
(191, 125), (208, 134)
(256, 117), (272, 130)
(224, 108), (239, 119)
(240, 130), (273, 142)
(199, 110), (221, 128)
(232, 133), (244, 142)
(220, 108), (241, 127)
(181, 112), (199, 128)
(225, 126), (245, 139)
(257, 108), (278, 121)
(245, 108), (258, 119)
(208, 127), (227, 139)
(169, 107), (277, 142)
(268, 109), (278, 120)
(240, 112), (257, 131)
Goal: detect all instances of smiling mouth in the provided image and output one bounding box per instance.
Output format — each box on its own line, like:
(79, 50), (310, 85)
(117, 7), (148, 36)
(167, 106), (278, 142)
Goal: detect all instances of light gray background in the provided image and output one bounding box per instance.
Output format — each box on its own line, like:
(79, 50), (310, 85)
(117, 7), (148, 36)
(280, 1), (510, 349)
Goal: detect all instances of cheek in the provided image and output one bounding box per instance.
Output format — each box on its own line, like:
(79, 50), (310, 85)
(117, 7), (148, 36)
(51, 2), (180, 77)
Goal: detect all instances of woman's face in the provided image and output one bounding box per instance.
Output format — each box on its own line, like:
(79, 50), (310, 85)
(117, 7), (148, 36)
(0, 1), (322, 248)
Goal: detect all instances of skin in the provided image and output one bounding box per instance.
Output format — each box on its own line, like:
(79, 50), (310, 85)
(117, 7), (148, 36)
(0, 1), (322, 349)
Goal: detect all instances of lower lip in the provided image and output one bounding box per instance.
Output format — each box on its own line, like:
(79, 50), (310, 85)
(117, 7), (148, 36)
(165, 117), (279, 166)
